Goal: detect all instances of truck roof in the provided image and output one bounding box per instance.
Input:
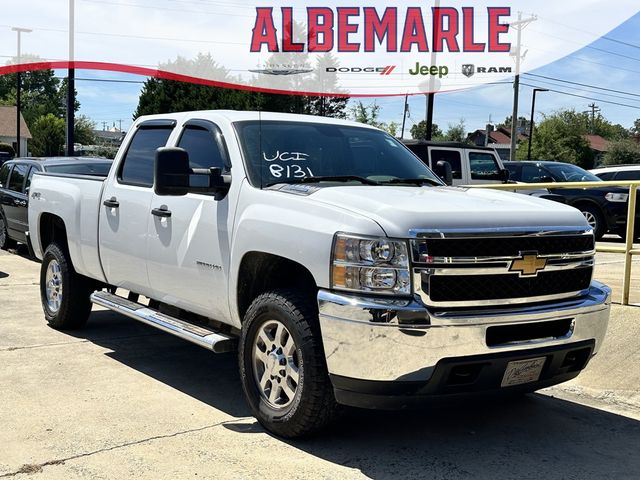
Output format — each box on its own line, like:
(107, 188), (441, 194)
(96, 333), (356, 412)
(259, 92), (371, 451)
(401, 139), (497, 151)
(135, 110), (382, 130)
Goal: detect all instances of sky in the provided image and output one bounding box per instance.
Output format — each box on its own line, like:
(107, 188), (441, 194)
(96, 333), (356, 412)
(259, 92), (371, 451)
(16, 10), (640, 134)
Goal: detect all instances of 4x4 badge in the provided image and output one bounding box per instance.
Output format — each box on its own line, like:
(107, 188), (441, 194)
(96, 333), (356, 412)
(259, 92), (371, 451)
(509, 252), (547, 277)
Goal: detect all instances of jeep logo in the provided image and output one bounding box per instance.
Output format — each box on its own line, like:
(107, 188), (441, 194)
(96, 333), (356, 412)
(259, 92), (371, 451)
(408, 63), (449, 78)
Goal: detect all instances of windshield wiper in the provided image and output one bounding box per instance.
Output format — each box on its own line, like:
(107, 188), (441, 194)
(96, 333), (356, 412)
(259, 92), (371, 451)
(266, 175), (380, 187)
(380, 178), (442, 187)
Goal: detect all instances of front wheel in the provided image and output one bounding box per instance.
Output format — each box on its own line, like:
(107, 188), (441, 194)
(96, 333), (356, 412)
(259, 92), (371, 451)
(579, 204), (605, 240)
(40, 243), (93, 330)
(239, 289), (338, 438)
(0, 211), (16, 250)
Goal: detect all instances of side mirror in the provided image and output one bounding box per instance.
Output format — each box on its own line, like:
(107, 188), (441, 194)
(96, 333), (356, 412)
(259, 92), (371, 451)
(154, 147), (190, 196)
(433, 160), (453, 186)
(499, 168), (510, 183)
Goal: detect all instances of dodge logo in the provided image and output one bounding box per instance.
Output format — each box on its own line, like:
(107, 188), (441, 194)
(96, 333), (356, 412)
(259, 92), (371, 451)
(509, 252), (547, 277)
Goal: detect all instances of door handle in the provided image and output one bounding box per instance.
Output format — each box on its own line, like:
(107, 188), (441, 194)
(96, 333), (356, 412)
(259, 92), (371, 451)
(103, 197), (119, 208)
(151, 207), (171, 218)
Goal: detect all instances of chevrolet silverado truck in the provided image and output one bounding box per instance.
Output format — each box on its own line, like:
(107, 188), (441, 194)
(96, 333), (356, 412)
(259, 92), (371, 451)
(28, 111), (611, 438)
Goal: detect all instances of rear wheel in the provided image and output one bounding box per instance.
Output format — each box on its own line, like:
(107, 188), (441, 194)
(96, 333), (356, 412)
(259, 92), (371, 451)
(578, 204), (605, 240)
(239, 289), (338, 438)
(0, 211), (16, 250)
(40, 243), (93, 330)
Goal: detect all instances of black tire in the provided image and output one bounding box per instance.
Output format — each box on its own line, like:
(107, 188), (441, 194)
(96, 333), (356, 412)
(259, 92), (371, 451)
(578, 204), (605, 240)
(40, 242), (93, 330)
(239, 289), (338, 438)
(0, 210), (16, 250)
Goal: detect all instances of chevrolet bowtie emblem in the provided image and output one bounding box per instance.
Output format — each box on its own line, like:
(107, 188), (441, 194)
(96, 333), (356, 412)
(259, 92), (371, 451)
(509, 252), (547, 277)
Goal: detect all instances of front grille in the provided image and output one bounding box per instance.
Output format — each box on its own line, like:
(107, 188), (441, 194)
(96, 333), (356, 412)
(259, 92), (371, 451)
(424, 267), (592, 303)
(411, 230), (595, 306)
(413, 234), (594, 260)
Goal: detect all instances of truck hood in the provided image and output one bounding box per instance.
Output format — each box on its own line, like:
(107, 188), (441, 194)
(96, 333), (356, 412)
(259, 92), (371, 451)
(308, 186), (589, 237)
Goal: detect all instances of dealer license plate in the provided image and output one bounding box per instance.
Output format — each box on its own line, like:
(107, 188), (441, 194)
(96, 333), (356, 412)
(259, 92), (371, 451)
(501, 357), (546, 387)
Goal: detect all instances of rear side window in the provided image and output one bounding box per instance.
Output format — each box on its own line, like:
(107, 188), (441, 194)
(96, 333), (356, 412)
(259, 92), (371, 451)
(8, 164), (28, 192)
(119, 128), (172, 187)
(469, 152), (501, 180)
(430, 149), (462, 179)
(595, 171), (615, 180)
(177, 126), (227, 170)
(0, 164), (10, 188)
(614, 170), (640, 181)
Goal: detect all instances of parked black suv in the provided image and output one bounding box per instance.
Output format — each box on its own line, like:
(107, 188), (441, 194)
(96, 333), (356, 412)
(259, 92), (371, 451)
(0, 157), (112, 251)
(504, 161), (639, 240)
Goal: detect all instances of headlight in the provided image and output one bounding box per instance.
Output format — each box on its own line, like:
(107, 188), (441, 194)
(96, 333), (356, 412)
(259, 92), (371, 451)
(331, 233), (411, 295)
(605, 192), (628, 203)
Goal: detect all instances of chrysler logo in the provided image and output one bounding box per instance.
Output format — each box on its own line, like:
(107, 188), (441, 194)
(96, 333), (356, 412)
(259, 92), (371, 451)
(509, 252), (547, 277)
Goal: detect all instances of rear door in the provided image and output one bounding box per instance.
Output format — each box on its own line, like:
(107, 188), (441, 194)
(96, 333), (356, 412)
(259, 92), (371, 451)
(146, 119), (232, 320)
(3, 163), (29, 241)
(427, 148), (465, 185)
(98, 120), (175, 296)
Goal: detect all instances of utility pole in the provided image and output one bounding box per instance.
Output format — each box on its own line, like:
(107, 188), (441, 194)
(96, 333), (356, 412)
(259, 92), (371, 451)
(12, 27), (32, 157)
(66, 0), (75, 156)
(424, 0), (441, 140)
(102, 121), (107, 131)
(509, 12), (536, 161)
(586, 103), (600, 134)
(400, 94), (409, 139)
(118, 119), (123, 131)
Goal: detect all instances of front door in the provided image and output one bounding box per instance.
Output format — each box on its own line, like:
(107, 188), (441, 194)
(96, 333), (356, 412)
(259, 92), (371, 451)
(147, 119), (232, 321)
(4, 163), (29, 242)
(98, 121), (174, 296)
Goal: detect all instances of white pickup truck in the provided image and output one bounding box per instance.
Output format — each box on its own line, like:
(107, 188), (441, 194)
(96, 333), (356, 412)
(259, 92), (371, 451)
(28, 111), (611, 438)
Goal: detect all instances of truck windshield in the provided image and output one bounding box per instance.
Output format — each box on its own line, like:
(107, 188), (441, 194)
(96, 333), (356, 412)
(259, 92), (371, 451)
(234, 120), (442, 188)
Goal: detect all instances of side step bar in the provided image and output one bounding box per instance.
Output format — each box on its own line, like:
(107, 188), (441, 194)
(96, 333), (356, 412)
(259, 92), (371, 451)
(90, 291), (237, 353)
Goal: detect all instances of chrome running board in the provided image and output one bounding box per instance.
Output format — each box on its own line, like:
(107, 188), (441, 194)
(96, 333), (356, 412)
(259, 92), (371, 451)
(91, 290), (236, 353)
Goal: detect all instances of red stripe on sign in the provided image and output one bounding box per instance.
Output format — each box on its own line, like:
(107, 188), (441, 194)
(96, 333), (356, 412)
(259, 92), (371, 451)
(385, 65), (396, 75)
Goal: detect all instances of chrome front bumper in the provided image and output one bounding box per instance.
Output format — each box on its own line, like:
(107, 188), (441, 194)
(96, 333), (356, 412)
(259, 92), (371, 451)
(318, 282), (611, 383)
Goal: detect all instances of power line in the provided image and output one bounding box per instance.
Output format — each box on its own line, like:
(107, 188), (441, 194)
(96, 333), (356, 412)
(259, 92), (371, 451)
(521, 82), (640, 110)
(524, 73), (640, 99)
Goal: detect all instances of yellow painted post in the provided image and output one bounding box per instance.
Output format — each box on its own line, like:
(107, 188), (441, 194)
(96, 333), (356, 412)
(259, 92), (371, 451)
(623, 184), (637, 305)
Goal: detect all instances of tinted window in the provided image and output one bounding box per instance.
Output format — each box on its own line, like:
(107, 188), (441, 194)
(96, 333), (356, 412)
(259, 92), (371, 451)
(521, 165), (549, 183)
(0, 164), (10, 188)
(178, 126), (226, 170)
(47, 162), (112, 176)
(8, 164), (28, 192)
(469, 152), (501, 180)
(119, 128), (172, 186)
(614, 170), (640, 181)
(25, 166), (39, 191)
(545, 163), (600, 182)
(430, 150), (462, 179)
(595, 171), (615, 180)
(505, 164), (520, 180)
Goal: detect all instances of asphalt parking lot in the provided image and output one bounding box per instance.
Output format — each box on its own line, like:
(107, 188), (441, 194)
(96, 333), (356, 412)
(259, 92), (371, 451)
(1, 244), (639, 480)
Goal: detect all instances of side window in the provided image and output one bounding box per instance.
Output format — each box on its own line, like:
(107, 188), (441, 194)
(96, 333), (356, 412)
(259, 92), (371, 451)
(25, 166), (39, 191)
(596, 171), (615, 181)
(521, 165), (548, 183)
(505, 164), (519, 181)
(8, 164), (28, 192)
(614, 170), (640, 181)
(119, 127), (173, 187)
(430, 149), (462, 179)
(177, 126), (227, 170)
(0, 164), (10, 188)
(469, 152), (501, 180)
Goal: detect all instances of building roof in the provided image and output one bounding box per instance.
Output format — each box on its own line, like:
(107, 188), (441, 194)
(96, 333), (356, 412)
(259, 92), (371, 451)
(584, 134), (609, 153)
(0, 106), (32, 139)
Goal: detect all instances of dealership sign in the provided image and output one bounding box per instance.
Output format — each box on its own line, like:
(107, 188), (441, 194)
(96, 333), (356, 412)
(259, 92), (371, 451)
(1, 1), (639, 96)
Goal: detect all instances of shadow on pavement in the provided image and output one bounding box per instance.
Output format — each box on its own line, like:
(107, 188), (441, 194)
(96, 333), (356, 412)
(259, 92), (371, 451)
(76, 310), (639, 480)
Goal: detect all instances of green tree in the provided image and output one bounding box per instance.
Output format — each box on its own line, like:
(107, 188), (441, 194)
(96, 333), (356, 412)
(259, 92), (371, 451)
(30, 114), (65, 156)
(134, 52), (349, 119)
(604, 139), (640, 165)
(443, 120), (466, 142)
(385, 121), (399, 137)
(351, 101), (383, 127)
(74, 115), (97, 145)
(518, 109), (595, 168)
(410, 120), (443, 140)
